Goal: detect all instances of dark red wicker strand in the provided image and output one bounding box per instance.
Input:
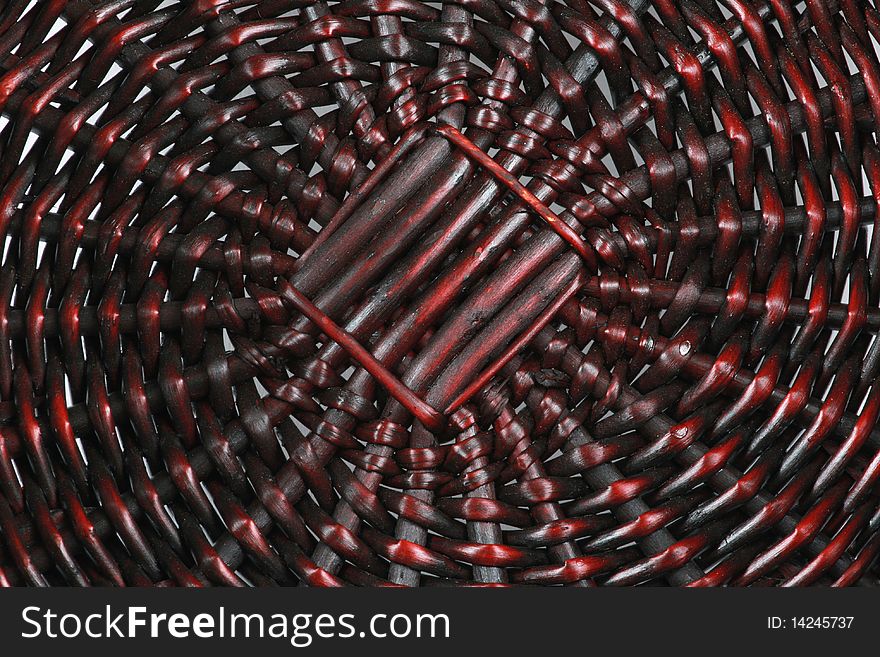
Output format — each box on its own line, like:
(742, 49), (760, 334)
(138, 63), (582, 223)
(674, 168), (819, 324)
(0, 0), (878, 587)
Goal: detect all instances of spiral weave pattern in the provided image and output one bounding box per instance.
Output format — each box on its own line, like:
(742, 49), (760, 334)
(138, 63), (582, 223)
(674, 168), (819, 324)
(1, 0), (879, 587)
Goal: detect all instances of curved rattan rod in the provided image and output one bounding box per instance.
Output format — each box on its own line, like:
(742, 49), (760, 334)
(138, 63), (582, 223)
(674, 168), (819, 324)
(478, 373), (705, 585)
(0, 41), (333, 244)
(0, 81), (328, 248)
(544, 294), (880, 466)
(62, 0), (375, 184)
(5, 371), (295, 579)
(562, 71), (868, 231)
(550, 298), (880, 494)
(8, 209), (300, 278)
(579, 276), (880, 331)
(0, 56), (333, 233)
(525, 326), (855, 581)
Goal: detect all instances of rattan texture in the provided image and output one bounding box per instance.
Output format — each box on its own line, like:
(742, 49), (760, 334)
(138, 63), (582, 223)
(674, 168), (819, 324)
(0, 0), (879, 587)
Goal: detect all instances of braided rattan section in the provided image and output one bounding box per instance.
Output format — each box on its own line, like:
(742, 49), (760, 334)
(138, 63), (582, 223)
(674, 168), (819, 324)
(0, 0), (879, 586)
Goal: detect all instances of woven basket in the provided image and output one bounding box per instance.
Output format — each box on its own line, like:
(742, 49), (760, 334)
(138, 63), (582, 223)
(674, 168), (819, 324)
(0, 0), (879, 587)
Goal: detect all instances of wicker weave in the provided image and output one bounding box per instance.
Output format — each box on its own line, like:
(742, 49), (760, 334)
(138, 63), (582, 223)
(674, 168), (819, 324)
(0, 0), (879, 587)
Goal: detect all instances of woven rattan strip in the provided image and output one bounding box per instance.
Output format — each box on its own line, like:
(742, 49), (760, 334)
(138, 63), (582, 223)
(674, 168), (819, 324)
(0, 0), (879, 587)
